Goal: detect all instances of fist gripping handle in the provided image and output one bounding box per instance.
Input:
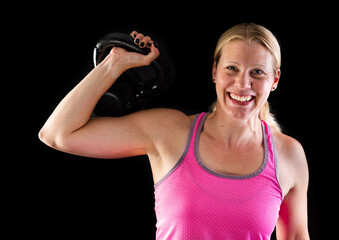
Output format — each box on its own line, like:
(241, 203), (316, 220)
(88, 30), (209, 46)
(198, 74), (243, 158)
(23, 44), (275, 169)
(92, 32), (172, 117)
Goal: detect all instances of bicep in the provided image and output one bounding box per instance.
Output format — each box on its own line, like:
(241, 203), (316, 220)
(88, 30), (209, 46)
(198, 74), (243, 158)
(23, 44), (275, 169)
(57, 111), (154, 159)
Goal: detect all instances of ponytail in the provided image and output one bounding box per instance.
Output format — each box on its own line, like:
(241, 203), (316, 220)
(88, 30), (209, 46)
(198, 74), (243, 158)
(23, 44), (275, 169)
(258, 101), (281, 132)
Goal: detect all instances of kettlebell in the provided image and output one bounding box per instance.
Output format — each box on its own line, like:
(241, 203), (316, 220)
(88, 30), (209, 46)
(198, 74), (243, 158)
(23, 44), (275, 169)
(92, 32), (172, 117)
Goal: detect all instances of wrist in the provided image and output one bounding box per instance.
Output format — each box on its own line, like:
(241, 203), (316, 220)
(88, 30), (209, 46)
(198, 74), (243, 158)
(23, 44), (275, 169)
(99, 53), (130, 79)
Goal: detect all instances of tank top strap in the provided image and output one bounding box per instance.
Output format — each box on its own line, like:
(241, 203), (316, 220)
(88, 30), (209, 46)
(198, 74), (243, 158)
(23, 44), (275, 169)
(261, 120), (283, 199)
(189, 112), (207, 149)
(261, 120), (276, 170)
(181, 112), (207, 159)
(180, 112), (210, 167)
(154, 112), (207, 187)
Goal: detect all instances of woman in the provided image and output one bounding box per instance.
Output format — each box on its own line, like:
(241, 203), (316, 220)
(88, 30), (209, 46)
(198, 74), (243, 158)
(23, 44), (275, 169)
(39, 23), (309, 239)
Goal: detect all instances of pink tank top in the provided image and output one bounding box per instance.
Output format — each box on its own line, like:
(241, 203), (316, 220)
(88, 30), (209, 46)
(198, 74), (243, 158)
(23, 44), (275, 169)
(154, 112), (283, 240)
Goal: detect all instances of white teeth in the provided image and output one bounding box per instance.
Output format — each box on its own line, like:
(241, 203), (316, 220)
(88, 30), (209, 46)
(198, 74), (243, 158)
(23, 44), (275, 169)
(230, 93), (253, 102)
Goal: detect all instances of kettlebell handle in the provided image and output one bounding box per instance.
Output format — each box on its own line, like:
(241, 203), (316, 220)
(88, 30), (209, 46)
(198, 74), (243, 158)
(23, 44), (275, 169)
(92, 32), (173, 117)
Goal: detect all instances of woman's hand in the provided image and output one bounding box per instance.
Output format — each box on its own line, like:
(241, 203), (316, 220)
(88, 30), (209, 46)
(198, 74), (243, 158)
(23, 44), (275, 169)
(104, 31), (160, 72)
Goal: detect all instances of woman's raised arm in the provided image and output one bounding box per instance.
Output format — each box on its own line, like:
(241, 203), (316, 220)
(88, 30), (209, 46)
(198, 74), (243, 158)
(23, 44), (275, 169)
(39, 34), (160, 158)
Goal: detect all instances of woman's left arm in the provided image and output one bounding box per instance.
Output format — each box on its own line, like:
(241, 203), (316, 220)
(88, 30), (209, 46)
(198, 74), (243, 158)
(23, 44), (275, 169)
(276, 140), (310, 240)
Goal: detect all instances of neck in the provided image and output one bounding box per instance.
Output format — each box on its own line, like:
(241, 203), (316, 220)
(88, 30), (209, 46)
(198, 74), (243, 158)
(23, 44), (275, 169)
(207, 110), (262, 148)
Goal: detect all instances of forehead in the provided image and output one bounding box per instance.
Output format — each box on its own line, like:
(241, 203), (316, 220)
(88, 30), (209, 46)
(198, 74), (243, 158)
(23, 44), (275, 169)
(219, 40), (273, 68)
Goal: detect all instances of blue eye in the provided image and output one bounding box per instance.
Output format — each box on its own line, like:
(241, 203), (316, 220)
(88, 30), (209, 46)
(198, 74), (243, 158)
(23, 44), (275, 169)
(227, 66), (237, 71)
(252, 69), (263, 74)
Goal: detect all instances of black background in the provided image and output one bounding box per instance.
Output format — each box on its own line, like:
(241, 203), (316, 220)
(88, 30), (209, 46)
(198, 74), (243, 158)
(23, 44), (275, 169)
(9, 2), (335, 239)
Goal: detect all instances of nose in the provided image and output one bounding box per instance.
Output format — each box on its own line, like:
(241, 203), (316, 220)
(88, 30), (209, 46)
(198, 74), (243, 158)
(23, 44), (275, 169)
(234, 72), (252, 90)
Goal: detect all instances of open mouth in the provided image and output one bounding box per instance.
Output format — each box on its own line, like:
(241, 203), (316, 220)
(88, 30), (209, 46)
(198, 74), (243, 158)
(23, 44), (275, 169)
(228, 92), (255, 104)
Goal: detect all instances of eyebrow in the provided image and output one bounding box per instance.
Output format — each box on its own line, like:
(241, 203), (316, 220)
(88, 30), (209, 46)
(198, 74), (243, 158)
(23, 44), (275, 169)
(252, 64), (266, 68)
(224, 62), (267, 68)
(224, 61), (240, 65)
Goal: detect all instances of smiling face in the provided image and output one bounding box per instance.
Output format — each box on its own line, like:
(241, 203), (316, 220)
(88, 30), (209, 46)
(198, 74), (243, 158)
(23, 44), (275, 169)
(212, 40), (280, 121)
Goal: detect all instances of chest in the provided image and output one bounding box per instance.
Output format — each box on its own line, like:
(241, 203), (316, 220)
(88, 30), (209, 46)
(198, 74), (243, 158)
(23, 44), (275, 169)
(154, 153), (281, 239)
(198, 132), (265, 176)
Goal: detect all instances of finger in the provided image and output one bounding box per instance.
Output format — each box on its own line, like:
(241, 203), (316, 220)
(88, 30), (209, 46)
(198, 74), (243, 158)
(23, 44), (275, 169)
(140, 36), (151, 48)
(143, 45), (160, 65)
(134, 33), (144, 45)
(130, 31), (138, 38)
(152, 41), (159, 48)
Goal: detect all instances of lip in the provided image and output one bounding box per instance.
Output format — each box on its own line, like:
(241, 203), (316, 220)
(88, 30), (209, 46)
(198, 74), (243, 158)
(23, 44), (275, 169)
(227, 92), (255, 106)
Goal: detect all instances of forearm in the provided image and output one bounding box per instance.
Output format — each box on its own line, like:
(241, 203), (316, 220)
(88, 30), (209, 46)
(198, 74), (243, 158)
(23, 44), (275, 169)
(39, 55), (125, 144)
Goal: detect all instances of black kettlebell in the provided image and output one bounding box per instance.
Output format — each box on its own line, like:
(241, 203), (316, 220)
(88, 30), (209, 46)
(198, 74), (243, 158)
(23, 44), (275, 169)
(92, 32), (172, 117)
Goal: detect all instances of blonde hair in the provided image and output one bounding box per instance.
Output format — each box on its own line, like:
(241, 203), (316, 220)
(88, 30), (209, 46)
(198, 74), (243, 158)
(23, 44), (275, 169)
(212, 23), (282, 132)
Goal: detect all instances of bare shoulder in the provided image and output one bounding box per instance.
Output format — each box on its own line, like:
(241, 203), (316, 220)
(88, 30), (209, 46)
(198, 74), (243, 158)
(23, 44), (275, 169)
(134, 108), (194, 148)
(272, 129), (307, 167)
(137, 108), (193, 131)
(271, 129), (309, 191)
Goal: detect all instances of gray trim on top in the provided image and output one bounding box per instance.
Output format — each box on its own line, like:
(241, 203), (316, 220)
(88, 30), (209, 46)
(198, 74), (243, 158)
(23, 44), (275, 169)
(154, 114), (200, 187)
(194, 113), (269, 180)
(267, 125), (284, 199)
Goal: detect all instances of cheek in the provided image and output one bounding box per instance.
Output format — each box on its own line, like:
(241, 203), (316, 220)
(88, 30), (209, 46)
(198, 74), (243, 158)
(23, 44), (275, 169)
(253, 83), (266, 94)
(252, 79), (273, 100)
(215, 81), (230, 100)
(215, 73), (231, 90)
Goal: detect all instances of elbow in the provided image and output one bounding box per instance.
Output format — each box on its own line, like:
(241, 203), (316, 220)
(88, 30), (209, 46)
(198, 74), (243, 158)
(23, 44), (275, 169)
(38, 126), (62, 150)
(38, 128), (44, 143)
(38, 126), (75, 154)
(38, 127), (47, 144)
(38, 127), (55, 148)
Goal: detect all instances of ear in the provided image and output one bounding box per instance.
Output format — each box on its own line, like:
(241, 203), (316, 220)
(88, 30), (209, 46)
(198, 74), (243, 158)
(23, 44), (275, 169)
(212, 61), (217, 82)
(271, 68), (281, 91)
